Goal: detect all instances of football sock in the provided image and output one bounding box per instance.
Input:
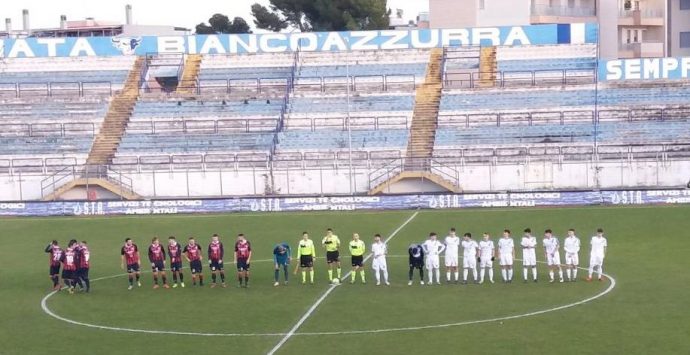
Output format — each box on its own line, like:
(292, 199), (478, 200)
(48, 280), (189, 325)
(598, 266), (603, 279)
(523, 268), (528, 280)
(375, 271), (381, 283)
(128, 275), (133, 286)
(283, 266), (289, 281)
(383, 270), (389, 283)
(135, 274), (140, 281)
(337, 267), (342, 278)
(480, 268), (485, 282)
(558, 269), (563, 280)
(549, 271), (555, 280)
(419, 268), (424, 280)
(220, 273), (225, 282)
(463, 269), (468, 281)
(52, 276), (59, 287)
(162, 275), (167, 284)
(84, 278), (90, 290)
(566, 269), (572, 279)
(472, 268), (478, 281)
(532, 267), (537, 280)
(328, 269), (333, 280)
(275, 269), (280, 282)
(446, 272), (451, 281)
(211, 274), (217, 283)
(508, 269), (513, 280)
(572, 268), (578, 279)
(173, 273), (178, 283)
(408, 267), (413, 281)
(489, 268), (494, 281)
(199, 275), (204, 285)
(244, 276), (249, 285)
(154, 275), (159, 285)
(302, 271), (306, 283)
(501, 269), (507, 281)
(588, 265), (594, 278)
(178, 272), (184, 282)
(238, 275), (242, 285)
(351, 272), (356, 282)
(75, 278), (84, 289)
(309, 270), (314, 283)
(360, 271), (366, 282)
(435, 269), (441, 283)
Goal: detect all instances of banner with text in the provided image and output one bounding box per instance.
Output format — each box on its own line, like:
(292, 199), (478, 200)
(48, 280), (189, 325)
(599, 57), (690, 81)
(0, 23), (597, 58)
(1, 189), (689, 217)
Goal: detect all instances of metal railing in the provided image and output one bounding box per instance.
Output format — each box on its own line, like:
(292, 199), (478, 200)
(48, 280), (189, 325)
(0, 122), (96, 137)
(531, 4), (596, 17)
(0, 81), (113, 98)
(39, 164), (135, 200)
(444, 68), (596, 88)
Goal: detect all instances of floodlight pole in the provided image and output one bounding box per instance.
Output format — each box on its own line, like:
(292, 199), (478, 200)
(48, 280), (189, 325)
(346, 53), (354, 195)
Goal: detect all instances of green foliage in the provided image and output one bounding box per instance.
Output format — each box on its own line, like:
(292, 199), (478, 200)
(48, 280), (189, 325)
(195, 13), (251, 34)
(252, 0), (391, 32)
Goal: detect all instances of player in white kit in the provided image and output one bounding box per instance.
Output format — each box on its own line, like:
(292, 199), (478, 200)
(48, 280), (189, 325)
(542, 229), (564, 283)
(371, 234), (389, 286)
(587, 228), (608, 281)
(478, 233), (495, 284)
(444, 228), (461, 283)
(563, 228), (581, 282)
(422, 232), (445, 285)
(497, 229), (515, 283)
(520, 228), (538, 283)
(461, 233), (479, 284)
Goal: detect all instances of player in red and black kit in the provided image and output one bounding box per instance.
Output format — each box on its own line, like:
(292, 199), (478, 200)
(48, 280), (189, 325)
(74, 241), (91, 293)
(121, 238), (141, 290)
(148, 237), (169, 289)
(167, 236), (185, 288)
(45, 240), (63, 291)
(61, 239), (79, 294)
(234, 234), (252, 288)
(208, 234), (226, 288)
(183, 237), (204, 287)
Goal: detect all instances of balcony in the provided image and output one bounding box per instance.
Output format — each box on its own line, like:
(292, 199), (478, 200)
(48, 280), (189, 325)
(618, 9), (664, 26)
(531, 4), (597, 23)
(618, 41), (665, 58)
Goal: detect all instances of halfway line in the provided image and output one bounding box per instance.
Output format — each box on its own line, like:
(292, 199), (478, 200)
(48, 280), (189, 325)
(265, 211), (419, 355)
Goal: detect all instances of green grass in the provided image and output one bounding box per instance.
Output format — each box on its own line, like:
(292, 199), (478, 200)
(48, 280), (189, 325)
(1, 206), (689, 355)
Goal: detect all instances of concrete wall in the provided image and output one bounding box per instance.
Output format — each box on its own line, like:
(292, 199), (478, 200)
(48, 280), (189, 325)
(429, 0), (478, 28)
(598, 0), (620, 59)
(2, 160), (689, 201)
(476, 0), (530, 26)
(670, 0), (690, 56)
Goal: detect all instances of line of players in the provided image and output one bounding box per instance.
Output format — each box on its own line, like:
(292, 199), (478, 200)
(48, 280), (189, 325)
(46, 227), (608, 291)
(408, 227), (609, 285)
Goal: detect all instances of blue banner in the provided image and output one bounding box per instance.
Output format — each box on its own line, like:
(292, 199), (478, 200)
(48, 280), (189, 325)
(0, 23), (597, 58)
(1, 189), (689, 217)
(599, 57), (690, 81)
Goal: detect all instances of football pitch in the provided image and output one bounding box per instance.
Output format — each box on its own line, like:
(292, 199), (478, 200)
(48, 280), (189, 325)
(1, 205), (689, 355)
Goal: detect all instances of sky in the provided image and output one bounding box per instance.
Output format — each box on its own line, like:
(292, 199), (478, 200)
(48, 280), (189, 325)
(0, 0), (429, 32)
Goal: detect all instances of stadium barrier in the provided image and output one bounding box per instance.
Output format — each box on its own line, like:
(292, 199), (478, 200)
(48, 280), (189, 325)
(1, 189), (688, 217)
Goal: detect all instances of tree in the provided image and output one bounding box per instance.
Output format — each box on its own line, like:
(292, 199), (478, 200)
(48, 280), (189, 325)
(252, 0), (390, 32)
(195, 13), (252, 34)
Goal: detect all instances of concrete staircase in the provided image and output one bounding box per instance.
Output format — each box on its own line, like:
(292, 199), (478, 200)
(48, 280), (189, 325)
(42, 177), (140, 201)
(368, 48), (460, 195)
(176, 54), (203, 95)
(86, 56), (143, 165)
(405, 47), (443, 165)
(479, 46), (497, 87)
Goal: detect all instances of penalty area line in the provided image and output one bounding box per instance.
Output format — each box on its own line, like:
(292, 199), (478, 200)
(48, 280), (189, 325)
(266, 211), (419, 355)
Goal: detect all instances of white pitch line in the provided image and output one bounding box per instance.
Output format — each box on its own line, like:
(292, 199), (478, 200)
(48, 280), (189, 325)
(265, 211), (419, 355)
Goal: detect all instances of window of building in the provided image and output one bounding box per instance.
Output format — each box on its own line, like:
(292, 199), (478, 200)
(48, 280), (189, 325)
(479, 0), (485, 10)
(624, 0), (632, 10)
(681, 32), (690, 48)
(681, 0), (690, 10)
